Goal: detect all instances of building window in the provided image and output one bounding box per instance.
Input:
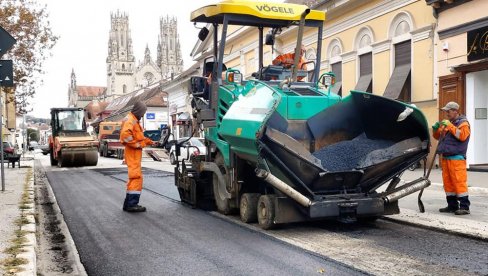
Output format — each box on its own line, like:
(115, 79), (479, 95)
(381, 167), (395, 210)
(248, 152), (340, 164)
(123, 84), (127, 94)
(122, 64), (126, 71)
(331, 62), (342, 96)
(355, 53), (372, 92)
(354, 27), (374, 93)
(327, 38), (343, 96)
(384, 40), (411, 102)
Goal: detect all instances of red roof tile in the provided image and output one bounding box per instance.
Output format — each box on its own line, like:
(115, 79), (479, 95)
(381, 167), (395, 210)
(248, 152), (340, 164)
(85, 101), (109, 118)
(77, 86), (106, 97)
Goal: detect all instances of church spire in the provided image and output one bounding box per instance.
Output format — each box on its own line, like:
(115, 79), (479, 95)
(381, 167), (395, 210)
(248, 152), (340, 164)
(144, 44), (151, 65)
(158, 15), (183, 80)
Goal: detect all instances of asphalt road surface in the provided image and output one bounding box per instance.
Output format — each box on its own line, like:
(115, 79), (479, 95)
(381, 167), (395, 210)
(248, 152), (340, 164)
(39, 155), (488, 275)
(43, 164), (361, 275)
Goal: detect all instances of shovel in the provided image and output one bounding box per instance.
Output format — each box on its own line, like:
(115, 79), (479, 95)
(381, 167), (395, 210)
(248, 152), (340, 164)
(418, 126), (446, 213)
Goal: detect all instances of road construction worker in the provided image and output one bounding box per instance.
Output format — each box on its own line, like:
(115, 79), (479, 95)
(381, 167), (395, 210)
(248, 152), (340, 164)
(120, 101), (154, 212)
(272, 44), (307, 71)
(432, 101), (471, 215)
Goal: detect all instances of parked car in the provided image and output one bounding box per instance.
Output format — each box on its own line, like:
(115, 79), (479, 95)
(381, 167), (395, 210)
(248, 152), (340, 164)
(3, 141), (15, 157)
(143, 130), (161, 145)
(169, 137), (206, 165)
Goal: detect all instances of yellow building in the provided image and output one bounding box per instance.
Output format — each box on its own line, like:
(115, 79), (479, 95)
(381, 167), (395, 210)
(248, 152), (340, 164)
(191, 0), (438, 124)
(427, 0), (488, 168)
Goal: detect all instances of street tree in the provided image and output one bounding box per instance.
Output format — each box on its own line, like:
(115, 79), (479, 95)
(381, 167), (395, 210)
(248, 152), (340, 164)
(0, 0), (58, 113)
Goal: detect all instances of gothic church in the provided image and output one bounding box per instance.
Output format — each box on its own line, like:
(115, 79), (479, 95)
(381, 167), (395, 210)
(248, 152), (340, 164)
(106, 12), (183, 99)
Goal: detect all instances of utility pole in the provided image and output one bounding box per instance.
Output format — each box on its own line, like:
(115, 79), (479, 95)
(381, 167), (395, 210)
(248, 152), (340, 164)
(0, 86), (4, 191)
(0, 26), (17, 191)
(23, 113), (26, 158)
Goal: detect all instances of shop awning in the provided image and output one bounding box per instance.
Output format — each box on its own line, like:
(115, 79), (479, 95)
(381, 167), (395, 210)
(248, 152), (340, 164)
(355, 74), (372, 92)
(383, 64), (411, 99)
(331, 81), (342, 95)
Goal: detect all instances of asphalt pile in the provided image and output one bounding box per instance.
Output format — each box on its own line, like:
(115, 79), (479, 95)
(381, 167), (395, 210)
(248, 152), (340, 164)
(312, 133), (394, 172)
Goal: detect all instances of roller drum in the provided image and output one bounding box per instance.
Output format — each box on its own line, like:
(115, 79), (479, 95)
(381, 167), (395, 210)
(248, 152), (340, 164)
(58, 148), (98, 167)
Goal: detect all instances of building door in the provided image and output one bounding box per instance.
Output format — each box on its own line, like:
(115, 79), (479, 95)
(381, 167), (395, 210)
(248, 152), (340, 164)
(466, 70), (488, 165)
(438, 73), (465, 121)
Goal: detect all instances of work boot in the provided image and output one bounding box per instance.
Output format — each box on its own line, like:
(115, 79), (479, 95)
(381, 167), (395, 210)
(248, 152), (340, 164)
(458, 196), (471, 210)
(439, 195), (459, 213)
(124, 205), (146, 212)
(454, 209), (470, 215)
(439, 206), (457, 213)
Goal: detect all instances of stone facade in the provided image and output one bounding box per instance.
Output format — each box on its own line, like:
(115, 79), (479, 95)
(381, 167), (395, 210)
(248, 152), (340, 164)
(157, 16), (183, 81)
(106, 12), (183, 101)
(106, 11), (136, 98)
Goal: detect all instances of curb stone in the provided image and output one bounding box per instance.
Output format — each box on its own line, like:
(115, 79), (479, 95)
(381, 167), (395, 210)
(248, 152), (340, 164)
(14, 171), (36, 276)
(385, 208), (488, 241)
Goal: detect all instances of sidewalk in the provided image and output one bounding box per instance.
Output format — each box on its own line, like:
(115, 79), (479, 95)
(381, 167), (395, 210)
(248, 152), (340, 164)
(392, 167), (488, 240)
(0, 152), (36, 275)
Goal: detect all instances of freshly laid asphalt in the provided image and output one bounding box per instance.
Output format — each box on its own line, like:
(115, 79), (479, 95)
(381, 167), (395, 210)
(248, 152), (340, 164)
(45, 166), (361, 276)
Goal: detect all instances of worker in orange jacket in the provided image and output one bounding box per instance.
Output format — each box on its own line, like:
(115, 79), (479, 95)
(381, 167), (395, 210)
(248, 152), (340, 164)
(272, 44), (307, 81)
(120, 101), (154, 212)
(432, 101), (471, 215)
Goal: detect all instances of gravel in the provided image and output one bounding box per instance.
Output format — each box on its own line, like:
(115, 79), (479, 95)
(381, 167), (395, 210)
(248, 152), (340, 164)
(312, 133), (394, 172)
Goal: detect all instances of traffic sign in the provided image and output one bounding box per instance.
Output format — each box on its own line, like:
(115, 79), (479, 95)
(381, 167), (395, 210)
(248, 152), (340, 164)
(0, 26), (16, 57)
(0, 60), (14, 87)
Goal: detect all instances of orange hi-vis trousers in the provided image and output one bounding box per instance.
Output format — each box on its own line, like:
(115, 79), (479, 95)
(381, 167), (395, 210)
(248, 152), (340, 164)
(441, 158), (468, 197)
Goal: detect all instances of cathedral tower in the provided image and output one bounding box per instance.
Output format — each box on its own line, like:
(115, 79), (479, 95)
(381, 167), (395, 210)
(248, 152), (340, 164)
(157, 16), (183, 80)
(106, 11), (136, 98)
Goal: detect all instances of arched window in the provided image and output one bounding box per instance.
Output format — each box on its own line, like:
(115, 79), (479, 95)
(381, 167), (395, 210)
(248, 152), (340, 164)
(384, 12), (414, 102)
(123, 84), (127, 94)
(354, 27), (374, 93)
(327, 39), (343, 96)
(122, 64), (126, 71)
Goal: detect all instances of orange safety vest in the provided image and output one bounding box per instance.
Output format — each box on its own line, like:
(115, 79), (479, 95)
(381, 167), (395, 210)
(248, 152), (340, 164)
(272, 53), (307, 71)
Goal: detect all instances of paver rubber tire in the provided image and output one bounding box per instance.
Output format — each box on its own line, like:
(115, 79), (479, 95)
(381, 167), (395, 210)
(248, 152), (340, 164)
(170, 153), (176, 165)
(50, 149), (58, 166)
(240, 193), (260, 223)
(213, 152), (232, 215)
(257, 194), (276, 230)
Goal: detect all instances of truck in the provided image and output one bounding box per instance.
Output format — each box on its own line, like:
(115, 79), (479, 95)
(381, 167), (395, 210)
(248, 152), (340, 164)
(97, 120), (167, 161)
(164, 0), (431, 229)
(49, 108), (99, 167)
(98, 121), (124, 159)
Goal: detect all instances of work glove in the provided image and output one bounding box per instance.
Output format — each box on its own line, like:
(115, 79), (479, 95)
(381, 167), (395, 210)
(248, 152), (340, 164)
(441, 119), (452, 127)
(144, 138), (155, 146)
(432, 121), (440, 130)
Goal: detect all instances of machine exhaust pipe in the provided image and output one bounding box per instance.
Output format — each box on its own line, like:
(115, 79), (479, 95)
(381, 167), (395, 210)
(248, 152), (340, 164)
(256, 169), (311, 207)
(383, 178), (431, 203)
(291, 8), (310, 83)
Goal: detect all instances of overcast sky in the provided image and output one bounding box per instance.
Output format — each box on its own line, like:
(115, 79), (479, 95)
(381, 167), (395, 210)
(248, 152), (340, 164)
(31, 0), (223, 118)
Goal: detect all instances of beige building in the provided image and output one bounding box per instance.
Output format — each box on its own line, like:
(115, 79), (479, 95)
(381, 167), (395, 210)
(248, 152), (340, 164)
(426, 0), (488, 168)
(1, 89), (17, 145)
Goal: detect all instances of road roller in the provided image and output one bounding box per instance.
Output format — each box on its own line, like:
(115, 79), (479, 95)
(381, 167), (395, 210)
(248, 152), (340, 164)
(49, 107), (99, 167)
